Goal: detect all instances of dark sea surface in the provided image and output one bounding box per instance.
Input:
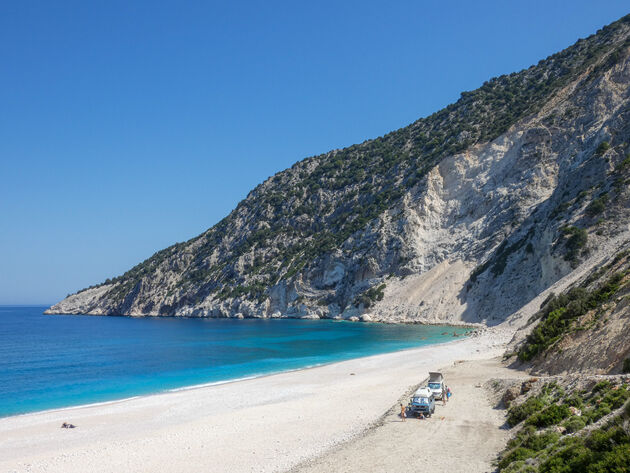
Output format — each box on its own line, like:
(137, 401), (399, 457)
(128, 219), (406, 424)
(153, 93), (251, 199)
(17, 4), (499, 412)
(0, 306), (466, 418)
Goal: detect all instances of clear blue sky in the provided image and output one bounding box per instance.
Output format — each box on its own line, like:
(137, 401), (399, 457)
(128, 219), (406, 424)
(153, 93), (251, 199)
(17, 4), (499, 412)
(1, 1), (628, 305)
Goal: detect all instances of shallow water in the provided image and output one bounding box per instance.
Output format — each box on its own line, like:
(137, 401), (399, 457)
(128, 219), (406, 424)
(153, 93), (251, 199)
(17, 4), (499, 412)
(0, 306), (468, 417)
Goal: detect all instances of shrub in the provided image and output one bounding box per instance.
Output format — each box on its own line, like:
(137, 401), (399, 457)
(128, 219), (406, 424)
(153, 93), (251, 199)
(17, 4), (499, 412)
(539, 439), (593, 473)
(499, 447), (535, 470)
(522, 431), (560, 450)
(563, 393), (584, 409)
(508, 397), (546, 426)
(594, 141), (610, 156)
(354, 283), (386, 308)
(585, 197), (607, 217)
(601, 385), (629, 409)
(563, 226), (588, 262)
(584, 404), (612, 424)
(527, 404), (571, 428)
(502, 461), (536, 473)
(592, 380), (611, 393)
(507, 425), (537, 449)
(518, 273), (623, 361)
(501, 369), (630, 472)
(563, 415), (586, 433)
(616, 156), (630, 172)
(587, 444), (630, 472)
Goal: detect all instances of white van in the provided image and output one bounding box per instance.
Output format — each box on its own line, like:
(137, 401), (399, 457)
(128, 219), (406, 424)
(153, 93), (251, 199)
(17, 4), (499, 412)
(428, 372), (445, 400)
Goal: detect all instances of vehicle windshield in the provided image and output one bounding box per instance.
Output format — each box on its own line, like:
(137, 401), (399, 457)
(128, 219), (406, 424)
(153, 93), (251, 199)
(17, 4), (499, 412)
(413, 397), (429, 404)
(429, 383), (441, 389)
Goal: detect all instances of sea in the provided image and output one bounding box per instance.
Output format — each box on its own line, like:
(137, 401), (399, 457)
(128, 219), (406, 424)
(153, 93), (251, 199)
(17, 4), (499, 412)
(0, 306), (467, 418)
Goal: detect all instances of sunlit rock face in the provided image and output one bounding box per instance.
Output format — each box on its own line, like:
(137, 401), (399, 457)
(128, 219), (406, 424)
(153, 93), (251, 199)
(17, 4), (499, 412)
(48, 17), (630, 327)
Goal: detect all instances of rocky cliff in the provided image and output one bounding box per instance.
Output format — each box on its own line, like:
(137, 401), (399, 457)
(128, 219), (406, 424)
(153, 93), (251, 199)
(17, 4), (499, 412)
(47, 15), (630, 327)
(507, 247), (630, 375)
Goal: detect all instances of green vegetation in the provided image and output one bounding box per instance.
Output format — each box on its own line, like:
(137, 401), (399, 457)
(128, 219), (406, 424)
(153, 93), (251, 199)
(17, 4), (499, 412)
(560, 226), (588, 263)
(594, 141), (611, 157)
(508, 396), (547, 426)
(499, 381), (630, 472)
(585, 195), (608, 217)
(527, 404), (571, 428)
(562, 415), (586, 433)
(615, 153), (630, 172)
(354, 284), (386, 308)
(550, 201), (570, 220)
(538, 425), (630, 473)
(518, 272), (626, 362)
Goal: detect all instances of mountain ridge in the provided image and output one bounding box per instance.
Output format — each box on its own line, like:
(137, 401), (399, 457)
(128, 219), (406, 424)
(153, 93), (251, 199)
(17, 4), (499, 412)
(48, 14), (630, 327)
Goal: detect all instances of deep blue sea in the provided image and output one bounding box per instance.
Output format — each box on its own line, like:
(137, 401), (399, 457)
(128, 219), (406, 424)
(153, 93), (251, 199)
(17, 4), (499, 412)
(0, 306), (466, 418)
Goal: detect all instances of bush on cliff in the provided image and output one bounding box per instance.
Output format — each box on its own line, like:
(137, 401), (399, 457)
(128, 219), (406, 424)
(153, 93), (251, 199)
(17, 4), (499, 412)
(517, 273), (625, 362)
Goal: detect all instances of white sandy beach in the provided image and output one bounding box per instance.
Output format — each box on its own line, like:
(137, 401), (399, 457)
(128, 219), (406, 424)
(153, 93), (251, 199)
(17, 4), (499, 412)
(0, 329), (512, 473)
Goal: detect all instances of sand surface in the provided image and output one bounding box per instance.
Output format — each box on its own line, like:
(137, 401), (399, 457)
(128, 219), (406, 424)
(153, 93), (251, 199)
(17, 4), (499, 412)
(292, 357), (528, 473)
(0, 329), (511, 473)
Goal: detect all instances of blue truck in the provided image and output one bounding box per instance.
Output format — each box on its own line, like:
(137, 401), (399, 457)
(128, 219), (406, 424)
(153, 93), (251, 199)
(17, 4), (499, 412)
(407, 387), (435, 417)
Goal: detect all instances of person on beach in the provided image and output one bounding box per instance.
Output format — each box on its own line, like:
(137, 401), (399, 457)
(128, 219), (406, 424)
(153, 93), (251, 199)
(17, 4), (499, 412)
(400, 404), (406, 422)
(442, 387), (447, 405)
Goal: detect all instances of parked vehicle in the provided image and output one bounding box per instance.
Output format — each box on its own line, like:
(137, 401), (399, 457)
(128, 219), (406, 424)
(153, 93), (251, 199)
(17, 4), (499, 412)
(408, 387), (435, 416)
(428, 372), (445, 400)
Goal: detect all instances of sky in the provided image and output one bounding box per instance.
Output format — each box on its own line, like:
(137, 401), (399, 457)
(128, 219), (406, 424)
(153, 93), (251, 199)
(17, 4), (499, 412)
(1, 1), (628, 305)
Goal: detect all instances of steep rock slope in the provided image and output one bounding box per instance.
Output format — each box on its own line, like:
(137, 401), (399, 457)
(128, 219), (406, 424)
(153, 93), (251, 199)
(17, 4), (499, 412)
(48, 15), (630, 325)
(509, 248), (630, 375)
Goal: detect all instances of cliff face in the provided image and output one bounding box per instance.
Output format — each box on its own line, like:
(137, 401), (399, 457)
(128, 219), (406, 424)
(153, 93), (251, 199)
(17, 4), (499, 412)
(47, 15), (630, 326)
(508, 249), (630, 375)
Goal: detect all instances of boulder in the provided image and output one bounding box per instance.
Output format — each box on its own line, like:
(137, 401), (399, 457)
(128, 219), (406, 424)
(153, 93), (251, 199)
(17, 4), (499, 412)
(502, 386), (521, 407)
(521, 379), (537, 394)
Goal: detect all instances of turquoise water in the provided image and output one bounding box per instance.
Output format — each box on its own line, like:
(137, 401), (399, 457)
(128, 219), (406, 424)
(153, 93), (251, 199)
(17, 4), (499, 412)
(0, 306), (466, 418)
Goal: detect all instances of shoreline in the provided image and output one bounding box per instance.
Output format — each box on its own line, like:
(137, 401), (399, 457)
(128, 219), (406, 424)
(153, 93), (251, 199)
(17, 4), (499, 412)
(1, 331), (479, 421)
(0, 329), (509, 473)
(0, 327), (510, 473)
(43, 309), (486, 328)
